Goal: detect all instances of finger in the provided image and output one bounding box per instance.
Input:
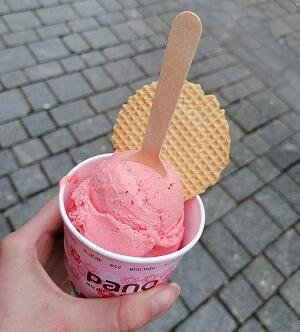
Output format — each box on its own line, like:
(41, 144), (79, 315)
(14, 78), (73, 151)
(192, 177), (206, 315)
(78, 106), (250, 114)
(19, 196), (62, 239)
(67, 283), (180, 332)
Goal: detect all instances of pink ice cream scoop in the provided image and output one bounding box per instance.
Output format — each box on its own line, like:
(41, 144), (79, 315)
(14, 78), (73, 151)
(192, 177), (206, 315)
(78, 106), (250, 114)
(67, 151), (184, 257)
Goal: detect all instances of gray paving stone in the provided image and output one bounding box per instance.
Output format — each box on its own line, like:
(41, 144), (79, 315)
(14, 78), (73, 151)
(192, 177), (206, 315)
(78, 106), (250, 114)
(197, 36), (224, 59)
(22, 82), (57, 111)
(97, 12), (125, 26)
(103, 44), (135, 61)
(250, 89), (289, 115)
(0, 89), (30, 123)
(272, 174), (300, 212)
(6, 187), (57, 229)
(48, 73), (92, 102)
(0, 46), (36, 75)
(89, 86), (131, 113)
(145, 16), (169, 34)
(219, 275), (262, 323)
(0, 1), (9, 15)
(29, 38), (69, 63)
(0, 177), (18, 210)
(72, 0), (104, 17)
(243, 133), (270, 156)
(39, 0), (59, 6)
(129, 75), (156, 91)
(258, 296), (300, 332)
(25, 61), (63, 82)
(222, 167), (263, 201)
(0, 150), (17, 176)
(50, 100), (94, 126)
(36, 5), (78, 24)
(220, 77), (264, 104)
(288, 162), (300, 184)
(202, 71), (229, 92)
(176, 298), (236, 332)
(83, 27), (118, 49)
(143, 298), (188, 332)
(268, 139), (300, 170)
(0, 18), (8, 35)
(202, 222), (250, 276)
(249, 156), (280, 183)
(63, 34), (90, 54)
(265, 229), (300, 276)
(149, 34), (167, 48)
(276, 85), (300, 114)
(131, 39), (153, 53)
(172, 244), (226, 310)
(280, 112), (300, 133)
(106, 109), (119, 124)
(220, 161), (238, 179)
(280, 270), (300, 315)
(0, 214), (10, 240)
(123, 8), (142, 20)
(227, 119), (244, 142)
(13, 138), (48, 166)
(70, 136), (112, 163)
(3, 30), (39, 47)
(22, 111), (55, 137)
(98, 0), (121, 12)
(228, 101), (265, 133)
(189, 54), (237, 79)
(254, 186), (298, 229)
(83, 67), (114, 92)
(258, 120), (291, 147)
(118, 0), (138, 9)
(43, 128), (75, 153)
(1, 70), (28, 89)
(41, 153), (74, 184)
(7, 0), (39, 11)
(104, 58), (144, 85)
(221, 64), (251, 84)
(37, 23), (70, 40)
(237, 318), (266, 332)
(231, 141), (254, 167)
(3, 11), (41, 32)
(201, 185), (236, 225)
(61, 55), (85, 73)
(111, 23), (138, 43)
(224, 199), (281, 255)
(11, 165), (49, 198)
(81, 51), (106, 67)
(127, 19), (154, 38)
(70, 114), (111, 142)
(68, 17), (99, 33)
(134, 49), (164, 75)
(268, 18), (292, 38)
(243, 255), (284, 300)
(0, 120), (28, 147)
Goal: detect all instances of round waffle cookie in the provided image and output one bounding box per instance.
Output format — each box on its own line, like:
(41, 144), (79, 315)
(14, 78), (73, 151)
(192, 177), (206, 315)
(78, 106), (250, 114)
(112, 81), (230, 199)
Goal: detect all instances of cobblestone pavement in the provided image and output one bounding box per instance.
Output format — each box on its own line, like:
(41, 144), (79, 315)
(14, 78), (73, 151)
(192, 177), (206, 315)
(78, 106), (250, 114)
(0, 0), (299, 331)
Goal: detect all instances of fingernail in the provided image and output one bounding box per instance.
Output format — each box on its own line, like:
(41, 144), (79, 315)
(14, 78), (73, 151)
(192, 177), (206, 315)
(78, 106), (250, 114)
(151, 283), (181, 316)
(169, 282), (181, 294)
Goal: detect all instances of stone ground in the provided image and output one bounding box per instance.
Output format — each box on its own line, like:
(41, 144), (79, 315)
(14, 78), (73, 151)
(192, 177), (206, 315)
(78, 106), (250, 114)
(0, 0), (299, 330)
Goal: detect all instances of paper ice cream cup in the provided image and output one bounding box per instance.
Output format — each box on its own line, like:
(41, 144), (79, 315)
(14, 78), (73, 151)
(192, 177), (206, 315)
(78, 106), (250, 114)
(59, 153), (205, 298)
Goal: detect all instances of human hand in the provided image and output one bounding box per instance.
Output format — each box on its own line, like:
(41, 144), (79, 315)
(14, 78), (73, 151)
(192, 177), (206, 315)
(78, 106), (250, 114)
(0, 196), (180, 331)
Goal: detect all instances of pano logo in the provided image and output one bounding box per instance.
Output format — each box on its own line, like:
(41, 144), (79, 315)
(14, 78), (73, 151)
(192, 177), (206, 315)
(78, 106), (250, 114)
(87, 271), (158, 293)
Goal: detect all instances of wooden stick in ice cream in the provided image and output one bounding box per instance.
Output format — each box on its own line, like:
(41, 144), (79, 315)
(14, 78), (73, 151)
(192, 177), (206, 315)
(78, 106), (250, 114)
(128, 11), (202, 176)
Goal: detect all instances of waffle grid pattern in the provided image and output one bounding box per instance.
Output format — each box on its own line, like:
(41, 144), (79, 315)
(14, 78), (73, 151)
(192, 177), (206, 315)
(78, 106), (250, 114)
(112, 81), (230, 199)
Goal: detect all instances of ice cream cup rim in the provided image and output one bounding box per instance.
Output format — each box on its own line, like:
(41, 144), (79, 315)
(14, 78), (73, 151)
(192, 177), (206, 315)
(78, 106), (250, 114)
(59, 153), (205, 264)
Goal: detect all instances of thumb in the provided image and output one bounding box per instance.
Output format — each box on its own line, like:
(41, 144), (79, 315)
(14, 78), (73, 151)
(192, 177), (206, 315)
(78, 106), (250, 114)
(68, 283), (180, 332)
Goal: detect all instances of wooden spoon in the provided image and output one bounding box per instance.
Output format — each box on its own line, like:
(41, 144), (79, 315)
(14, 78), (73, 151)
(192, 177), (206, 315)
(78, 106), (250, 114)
(127, 11), (202, 176)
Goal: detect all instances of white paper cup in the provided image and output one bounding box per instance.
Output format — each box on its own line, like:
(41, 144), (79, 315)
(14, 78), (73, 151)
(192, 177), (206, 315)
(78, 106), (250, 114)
(59, 153), (205, 298)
